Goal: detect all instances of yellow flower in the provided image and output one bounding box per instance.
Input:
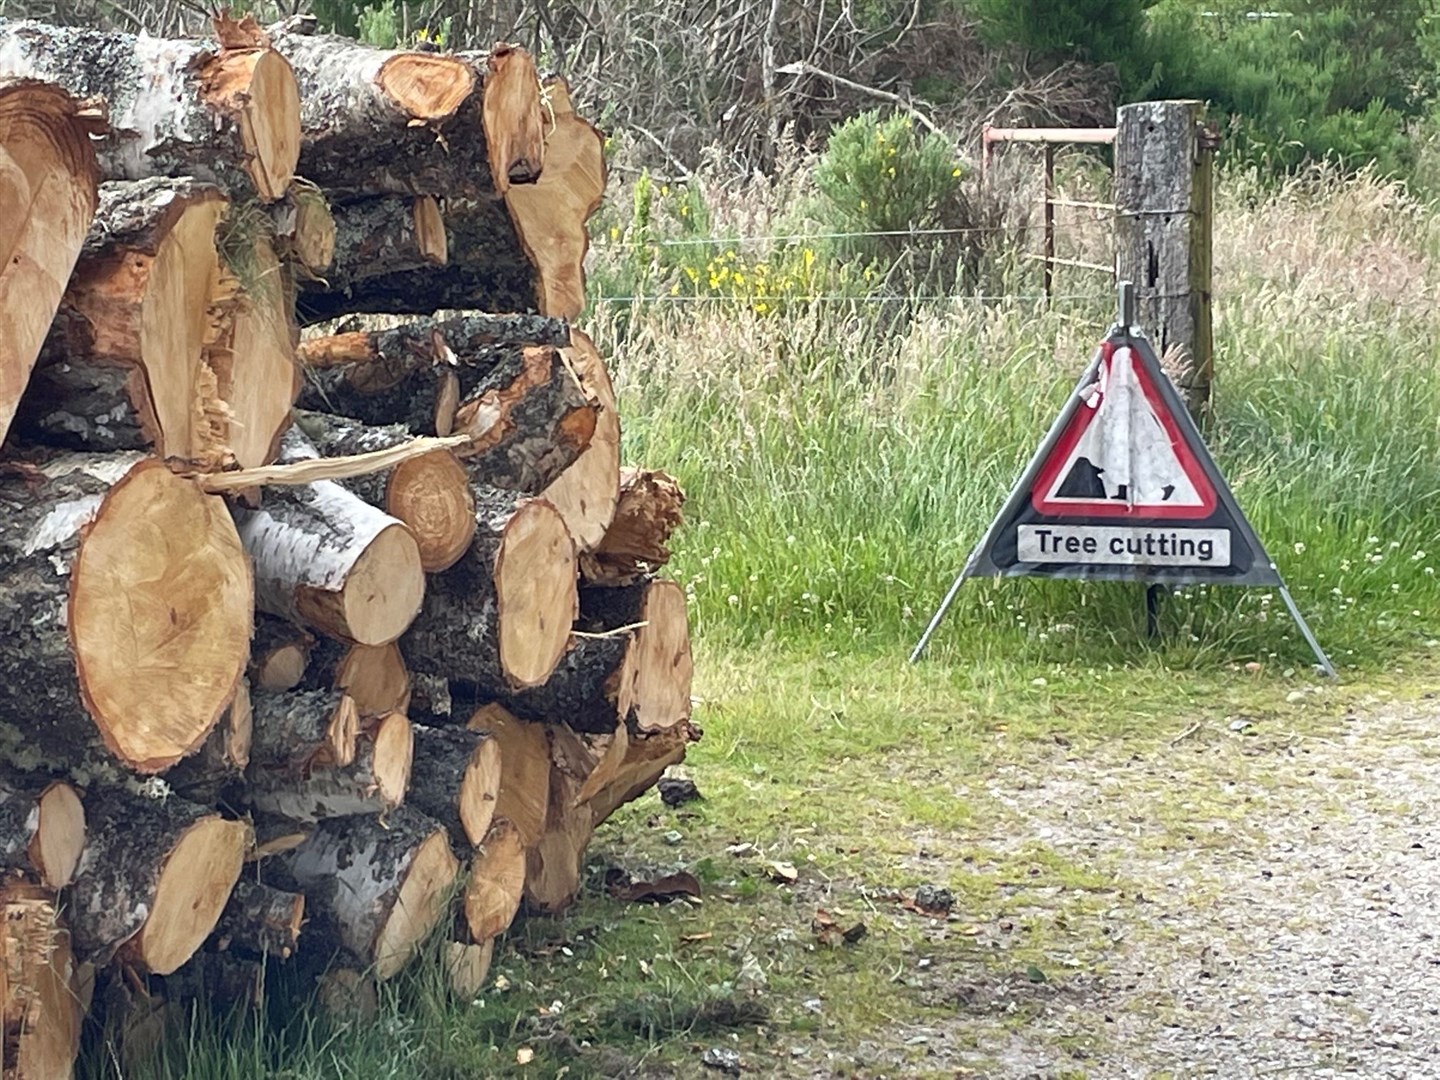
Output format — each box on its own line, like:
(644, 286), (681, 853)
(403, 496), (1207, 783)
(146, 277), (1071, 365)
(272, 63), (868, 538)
(660, 184), (670, 196)
(684, 266), (699, 283)
(802, 248), (816, 269)
(670, 282), (680, 295)
(755, 302), (769, 314)
(887, 166), (896, 177)
(609, 226), (620, 241)
(952, 168), (962, 178)
(679, 205), (689, 216)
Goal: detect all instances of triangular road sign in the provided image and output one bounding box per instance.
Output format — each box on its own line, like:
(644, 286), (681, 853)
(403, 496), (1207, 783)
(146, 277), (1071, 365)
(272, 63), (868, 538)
(911, 284), (1334, 675)
(964, 328), (1273, 585)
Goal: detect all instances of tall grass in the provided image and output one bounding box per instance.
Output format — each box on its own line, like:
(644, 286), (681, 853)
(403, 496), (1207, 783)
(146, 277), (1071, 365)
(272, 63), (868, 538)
(593, 164), (1440, 672)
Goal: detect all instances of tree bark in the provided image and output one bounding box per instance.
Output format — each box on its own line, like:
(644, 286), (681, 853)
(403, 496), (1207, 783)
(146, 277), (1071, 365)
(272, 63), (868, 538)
(504, 78), (607, 320)
(309, 194), (447, 298)
(579, 469), (686, 586)
(67, 787), (251, 974)
(454, 343), (597, 494)
(250, 615), (315, 692)
(247, 687), (358, 773)
(0, 773), (84, 889)
(295, 312), (568, 436)
(20, 178), (233, 467)
(0, 18), (300, 200)
(271, 31), (541, 198)
(0, 453), (251, 774)
(234, 476), (425, 646)
(541, 329), (620, 551)
(270, 180), (336, 274)
(276, 804), (458, 980)
(0, 882), (83, 1080)
(246, 710), (411, 823)
(463, 819), (525, 941)
(300, 637), (411, 717)
(287, 414), (476, 572)
(402, 490), (576, 695)
(408, 725), (501, 847)
(211, 878), (304, 960)
(0, 79), (100, 448)
(293, 195), (537, 321)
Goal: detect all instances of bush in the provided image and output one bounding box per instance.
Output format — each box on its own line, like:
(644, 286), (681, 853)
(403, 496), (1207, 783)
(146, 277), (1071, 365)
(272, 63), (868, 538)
(1139, 1), (1434, 177)
(970, 0), (1146, 62)
(807, 109), (998, 294)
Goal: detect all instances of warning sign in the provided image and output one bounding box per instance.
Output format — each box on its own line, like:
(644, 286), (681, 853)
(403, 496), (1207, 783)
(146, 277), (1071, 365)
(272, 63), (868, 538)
(910, 284), (1333, 677)
(1031, 344), (1216, 519)
(960, 328), (1279, 587)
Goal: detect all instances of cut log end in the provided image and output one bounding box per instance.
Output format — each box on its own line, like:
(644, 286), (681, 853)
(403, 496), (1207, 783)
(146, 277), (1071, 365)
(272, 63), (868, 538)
(445, 938), (494, 1000)
(495, 499), (577, 688)
(388, 449), (476, 572)
(469, 706), (548, 848)
(0, 80), (100, 447)
(377, 53), (475, 121)
(72, 459), (253, 773)
(374, 828), (459, 980)
(632, 580), (694, 732)
(460, 736), (503, 846)
(34, 781), (86, 888)
(220, 236), (299, 468)
(339, 522), (425, 645)
(131, 817), (251, 976)
(371, 711), (414, 809)
(215, 48), (303, 202)
(464, 820), (525, 941)
(333, 643), (411, 716)
(412, 195), (447, 264)
(254, 641), (310, 692)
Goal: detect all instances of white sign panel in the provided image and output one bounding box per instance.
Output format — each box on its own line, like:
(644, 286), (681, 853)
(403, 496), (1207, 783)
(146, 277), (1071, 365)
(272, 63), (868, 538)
(1017, 524), (1231, 567)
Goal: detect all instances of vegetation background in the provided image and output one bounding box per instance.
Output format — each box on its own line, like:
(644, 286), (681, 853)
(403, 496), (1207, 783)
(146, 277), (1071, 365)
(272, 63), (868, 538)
(7, 0), (1440, 1074)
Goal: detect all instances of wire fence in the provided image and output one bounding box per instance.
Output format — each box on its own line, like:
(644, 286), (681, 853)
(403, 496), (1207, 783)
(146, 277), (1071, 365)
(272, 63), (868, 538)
(586, 219), (1118, 308)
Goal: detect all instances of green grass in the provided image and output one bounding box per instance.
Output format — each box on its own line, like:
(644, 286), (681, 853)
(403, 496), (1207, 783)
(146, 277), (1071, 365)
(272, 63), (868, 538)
(94, 169), (1440, 1076)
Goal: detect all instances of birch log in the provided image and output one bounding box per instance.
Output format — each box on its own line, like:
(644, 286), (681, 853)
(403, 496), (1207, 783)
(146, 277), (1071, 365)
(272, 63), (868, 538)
(234, 478), (425, 645)
(0, 454), (251, 774)
(67, 788), (251, 974)
(277, 804), (458, 979)
(0, 17), (300, 199)
(402, 490), (576, 695)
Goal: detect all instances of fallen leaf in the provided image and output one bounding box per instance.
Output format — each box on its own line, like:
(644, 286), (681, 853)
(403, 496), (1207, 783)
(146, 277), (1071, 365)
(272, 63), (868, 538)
(681, 932), (714, 944)
(607, 870), (703, 904)
(767, 861), (798, 883)
(516, 1047), (535, 1065)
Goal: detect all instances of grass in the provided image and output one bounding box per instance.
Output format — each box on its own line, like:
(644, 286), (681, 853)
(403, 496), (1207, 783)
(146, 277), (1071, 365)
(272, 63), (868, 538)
(92, 166), (1440, 1075)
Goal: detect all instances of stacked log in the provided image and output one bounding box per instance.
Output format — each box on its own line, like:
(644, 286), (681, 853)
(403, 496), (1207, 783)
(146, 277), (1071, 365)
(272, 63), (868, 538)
(0, 14), (694, 1072)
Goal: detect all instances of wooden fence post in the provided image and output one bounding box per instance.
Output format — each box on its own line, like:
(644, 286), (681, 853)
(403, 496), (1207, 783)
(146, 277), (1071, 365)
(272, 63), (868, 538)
(1114, 100), (1216, 420)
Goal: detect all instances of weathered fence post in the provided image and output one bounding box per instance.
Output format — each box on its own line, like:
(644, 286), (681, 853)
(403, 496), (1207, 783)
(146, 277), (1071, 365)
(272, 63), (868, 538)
(1114, 100), (1216, 420)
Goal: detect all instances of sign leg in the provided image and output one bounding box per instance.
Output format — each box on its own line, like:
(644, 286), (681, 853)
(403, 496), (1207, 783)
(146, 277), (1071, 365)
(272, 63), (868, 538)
(1278, 585), (1337, 679)
(1145, 584), (1163, 639)
(909, 569), (969, 663)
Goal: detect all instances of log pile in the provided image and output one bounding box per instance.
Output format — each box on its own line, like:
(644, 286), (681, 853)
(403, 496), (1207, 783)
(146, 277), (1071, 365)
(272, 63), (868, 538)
(0, 14), (695, 1074)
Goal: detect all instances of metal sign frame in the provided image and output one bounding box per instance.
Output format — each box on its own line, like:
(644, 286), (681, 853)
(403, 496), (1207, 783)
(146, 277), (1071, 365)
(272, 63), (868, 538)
(910, 283), (1335, 676)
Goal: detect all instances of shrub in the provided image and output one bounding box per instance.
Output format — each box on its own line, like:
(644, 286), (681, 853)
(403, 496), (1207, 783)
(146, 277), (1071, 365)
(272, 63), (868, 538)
(970, 0), (1146, 62)
(807, 109), (998, 295)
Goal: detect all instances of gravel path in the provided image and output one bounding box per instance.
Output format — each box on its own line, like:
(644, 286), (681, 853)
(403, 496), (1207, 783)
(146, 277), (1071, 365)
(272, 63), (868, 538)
(965, 698), (1440, 1078)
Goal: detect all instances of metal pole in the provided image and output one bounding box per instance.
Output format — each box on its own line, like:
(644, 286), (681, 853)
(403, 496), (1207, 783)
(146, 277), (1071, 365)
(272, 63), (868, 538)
(1042, 143), (1055, 301)
(1278, 584), (1337, 679)
(908, 568), (968, 663)
(1118, 279), (1137, 330)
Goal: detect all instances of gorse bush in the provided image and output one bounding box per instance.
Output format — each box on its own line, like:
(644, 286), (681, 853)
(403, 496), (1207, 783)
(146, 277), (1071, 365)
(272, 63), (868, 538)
(807, 109), (1001, 294)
